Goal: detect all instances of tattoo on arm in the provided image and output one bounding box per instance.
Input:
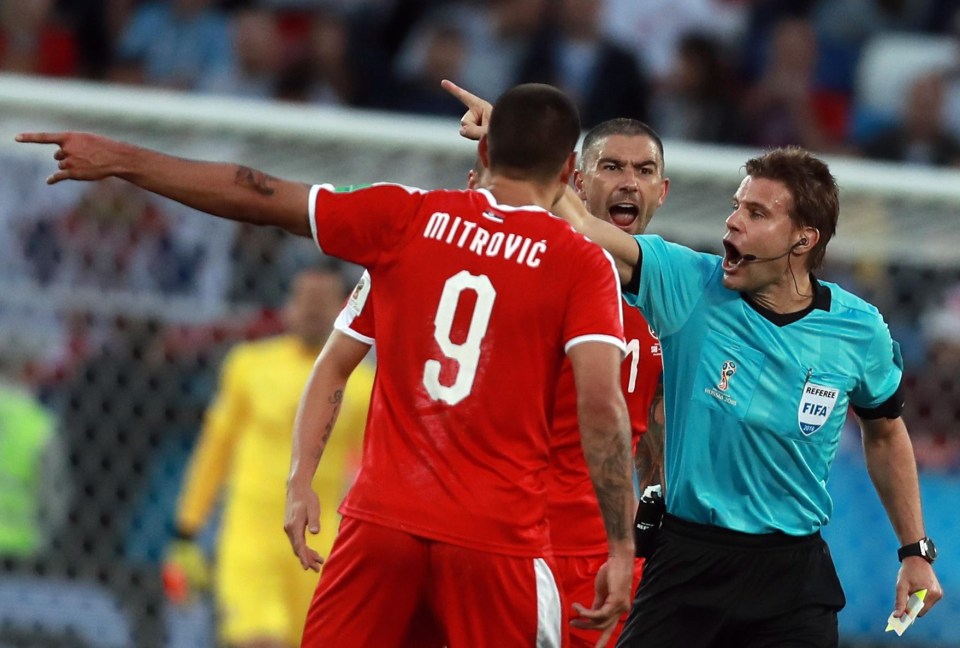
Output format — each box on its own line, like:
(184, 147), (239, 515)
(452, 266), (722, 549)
(311, 389), (344, 461)
(234, 165), (276, 196)
(591, 431), (633, 541)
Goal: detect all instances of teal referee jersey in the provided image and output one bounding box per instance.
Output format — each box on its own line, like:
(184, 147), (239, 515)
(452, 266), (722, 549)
(625, 236), (902, 535)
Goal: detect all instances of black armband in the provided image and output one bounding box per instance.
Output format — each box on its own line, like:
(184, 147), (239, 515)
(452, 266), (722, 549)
(852, 382), (904, 420)
(173, 527), (197, 541)
(623, 240), (643, 296)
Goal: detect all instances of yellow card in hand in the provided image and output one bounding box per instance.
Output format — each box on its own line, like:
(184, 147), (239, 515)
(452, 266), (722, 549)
(885, 589), (927, 636)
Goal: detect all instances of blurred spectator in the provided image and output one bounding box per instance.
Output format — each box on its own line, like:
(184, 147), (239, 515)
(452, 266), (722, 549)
(940, 7), (960, 140)
(904, 285), (960, 474)
(386, 17), (469, 115)
(51, 316), (202, 647)
(21, 178), (203, 295)
(395, 0), (546, 103)
(0, 0), (77, 76)
(55, 317), (195, 563)
(600, 0), (745, 85)
(277, 6), (356, 105)
(204, 7), (285, 99)
(110, 0), (232, 91)
(63, 0), (137, 79)
(517, 0), (650, 129)
(739, 16), (849, 152)
(859, 71), (960, 167)
(650, 32), (741, 144)
(0, 349), (64, 558)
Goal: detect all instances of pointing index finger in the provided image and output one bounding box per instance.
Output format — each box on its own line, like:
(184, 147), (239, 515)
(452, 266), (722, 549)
(15, 132), (66, 145)
(440, 79), (484, 111)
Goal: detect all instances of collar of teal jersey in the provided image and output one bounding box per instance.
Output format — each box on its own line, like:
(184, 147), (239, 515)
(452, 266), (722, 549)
(741, 275), (830, 327)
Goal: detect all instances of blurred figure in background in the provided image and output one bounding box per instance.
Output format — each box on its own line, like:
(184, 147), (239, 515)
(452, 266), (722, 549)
(650, 32), (741, 144)
(0, 347), (63, 560)
(860, 71), (960, 167)
(517, 0), (650, 129)
(0, 0), (76, 77)
(277, 6), (356, 106)
(740, 16), (849, 152)
(164, 266), (374, 648)
(905, 285), (960, 474)
(387, 16), (469, 115)
(205, 7), (285, 99)
(110, 0), (231, 91)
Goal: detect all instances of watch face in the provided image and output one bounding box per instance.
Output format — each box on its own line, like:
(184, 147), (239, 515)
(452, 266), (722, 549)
(922, 538), (938, 560)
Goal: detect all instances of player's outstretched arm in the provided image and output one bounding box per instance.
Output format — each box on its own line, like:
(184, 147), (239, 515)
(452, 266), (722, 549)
(284, 329), (371, 571)
(859, 415), (943, 617)
(16, 131), (312, 237)
(567, 341), (636, 643)
(553, 185), (640, 286)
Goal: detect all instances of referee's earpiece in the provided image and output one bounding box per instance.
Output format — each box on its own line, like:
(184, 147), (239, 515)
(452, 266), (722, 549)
(799, 237), (808, 246)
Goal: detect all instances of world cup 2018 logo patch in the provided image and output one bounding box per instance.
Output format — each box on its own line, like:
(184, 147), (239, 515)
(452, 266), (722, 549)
(717, 360), (736, 391)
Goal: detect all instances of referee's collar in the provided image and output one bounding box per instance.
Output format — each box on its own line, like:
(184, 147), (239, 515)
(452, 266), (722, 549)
(741, 275), (831, 326)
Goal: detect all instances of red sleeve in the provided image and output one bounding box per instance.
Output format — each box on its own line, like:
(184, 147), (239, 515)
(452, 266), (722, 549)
(334, 270), (375, 345)
(562, 240), (625, 354)
(309, 183), (425, 269)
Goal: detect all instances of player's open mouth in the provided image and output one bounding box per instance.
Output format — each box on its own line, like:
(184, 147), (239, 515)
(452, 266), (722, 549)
(609, 203), (639, 229)
(722, 240), (742, 270)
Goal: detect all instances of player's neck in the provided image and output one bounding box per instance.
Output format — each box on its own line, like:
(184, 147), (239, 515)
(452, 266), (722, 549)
(484, 176), (558, 211)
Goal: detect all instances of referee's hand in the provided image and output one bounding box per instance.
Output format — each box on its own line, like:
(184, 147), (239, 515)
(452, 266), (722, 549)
(894, 558), (943, 618)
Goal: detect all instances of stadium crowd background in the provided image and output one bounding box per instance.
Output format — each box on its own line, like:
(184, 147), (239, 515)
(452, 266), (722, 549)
(1, 0), (960, 646)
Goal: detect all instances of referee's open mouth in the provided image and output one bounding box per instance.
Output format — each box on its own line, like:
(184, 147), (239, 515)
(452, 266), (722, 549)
(722, 240), (743, 271)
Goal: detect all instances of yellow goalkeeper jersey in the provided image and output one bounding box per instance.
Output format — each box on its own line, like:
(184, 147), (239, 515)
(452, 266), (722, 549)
(175, 333), (374, 560)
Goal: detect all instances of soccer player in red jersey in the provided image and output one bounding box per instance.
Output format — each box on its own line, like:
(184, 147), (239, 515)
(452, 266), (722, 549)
(19, 83), (637, 647)
(549, 118), (670, 648)
(444, 80), (672, 647)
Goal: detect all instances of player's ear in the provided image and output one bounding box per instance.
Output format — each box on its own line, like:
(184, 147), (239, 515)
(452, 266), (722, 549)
(559, 151), (576, 186)
(478, 135), (490, 171)
(573, 169), (586, 197)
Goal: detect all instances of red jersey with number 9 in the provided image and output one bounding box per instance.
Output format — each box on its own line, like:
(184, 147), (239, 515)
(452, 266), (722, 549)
(310, 183), (625, 557)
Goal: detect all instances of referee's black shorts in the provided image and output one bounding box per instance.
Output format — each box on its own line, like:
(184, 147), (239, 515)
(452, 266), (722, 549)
(616, 514), (846, 648)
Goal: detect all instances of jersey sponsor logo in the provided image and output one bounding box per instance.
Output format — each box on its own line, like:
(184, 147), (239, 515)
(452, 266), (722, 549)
(717, 360), (736, 392)
(797, 381), (838, 435)
(423, 211), (547, 268)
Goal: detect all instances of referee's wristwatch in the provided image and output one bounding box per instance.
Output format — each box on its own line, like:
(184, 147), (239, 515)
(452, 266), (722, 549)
(897, 537), (938, 564)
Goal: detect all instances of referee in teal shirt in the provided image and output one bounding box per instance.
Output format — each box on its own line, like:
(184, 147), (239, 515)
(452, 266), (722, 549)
(556, 147), (942, 647)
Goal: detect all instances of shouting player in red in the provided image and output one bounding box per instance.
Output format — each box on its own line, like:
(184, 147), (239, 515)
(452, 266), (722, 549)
(549, 119), (670, 648)
(19, 83), (637, 647)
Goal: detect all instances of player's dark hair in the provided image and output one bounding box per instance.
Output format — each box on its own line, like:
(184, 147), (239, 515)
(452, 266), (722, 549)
(487, 83), (580, 183)
(580, 119), (665, 172)
(745, 147), (838, 270)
